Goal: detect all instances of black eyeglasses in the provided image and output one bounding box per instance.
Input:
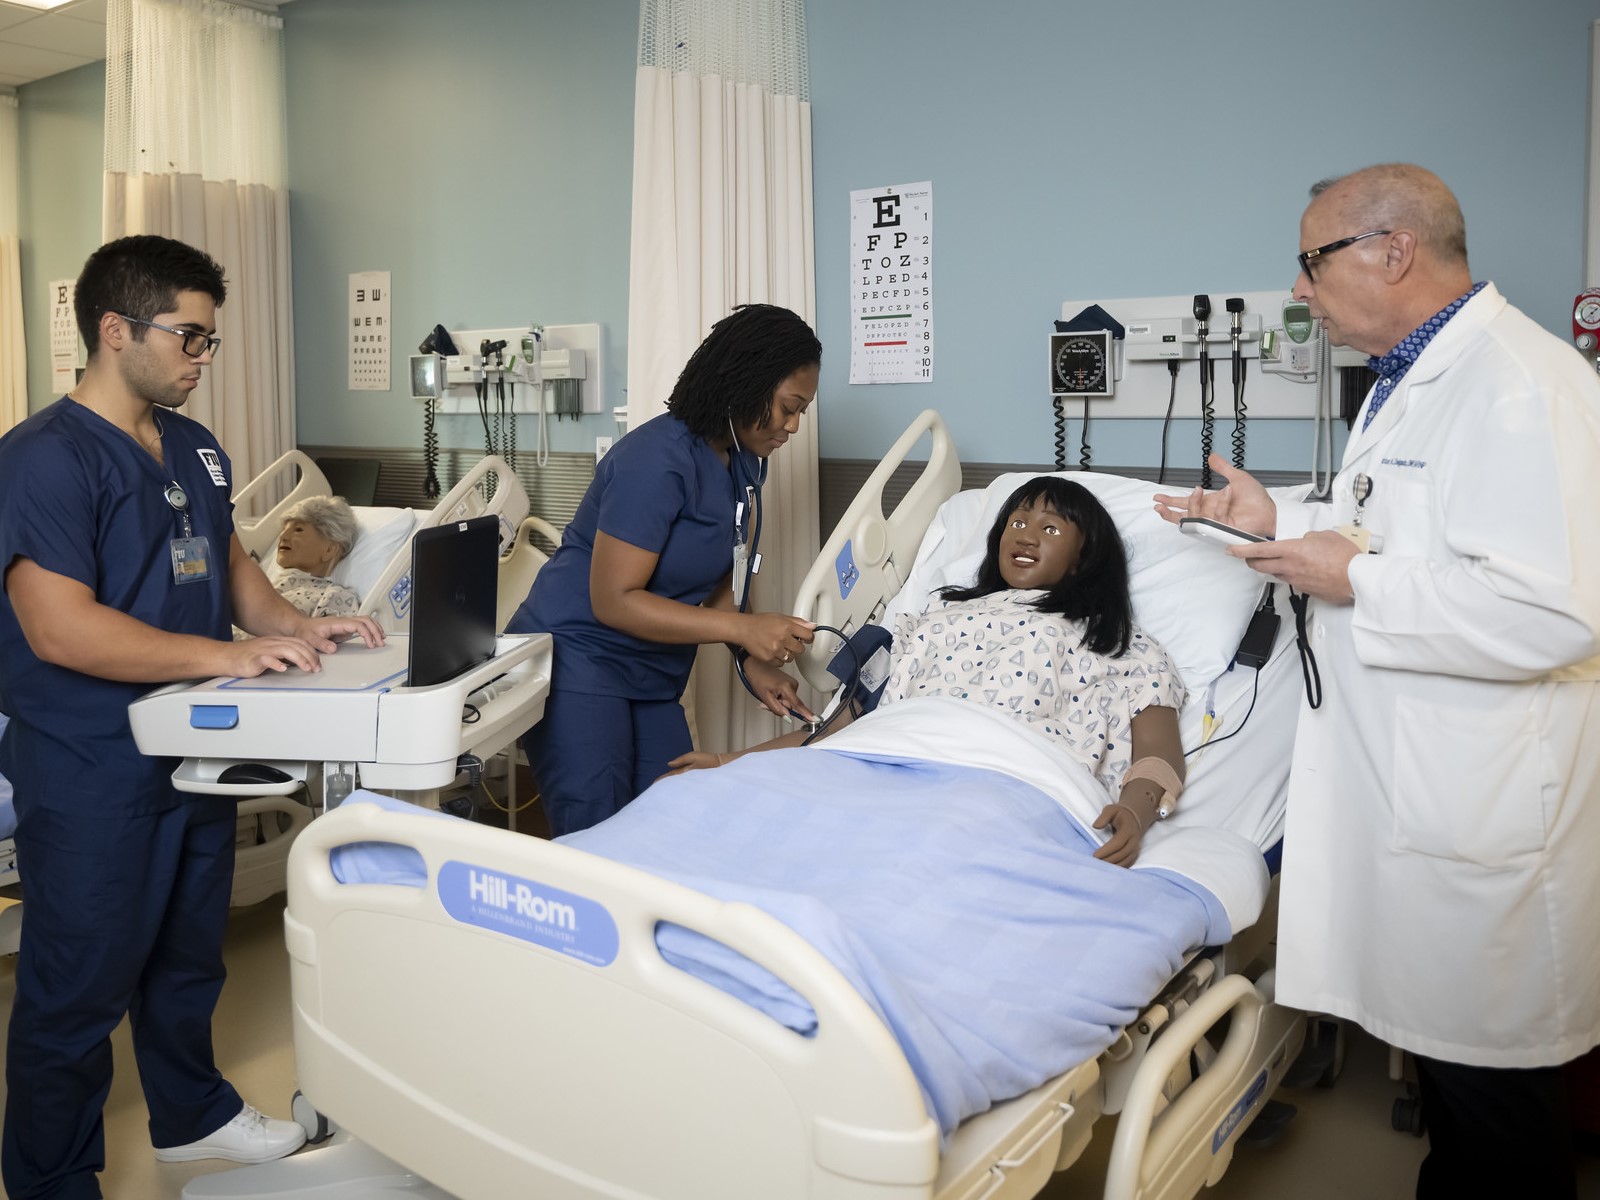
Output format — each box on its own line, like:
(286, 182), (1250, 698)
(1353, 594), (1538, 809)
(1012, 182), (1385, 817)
(1297, 230), (1392, 280)
(117, 313), (222, 359)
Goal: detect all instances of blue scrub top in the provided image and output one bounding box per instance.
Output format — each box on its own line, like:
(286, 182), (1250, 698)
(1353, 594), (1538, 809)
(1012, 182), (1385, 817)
(507, 413), (739, 700)
(0, 398), (235, 813)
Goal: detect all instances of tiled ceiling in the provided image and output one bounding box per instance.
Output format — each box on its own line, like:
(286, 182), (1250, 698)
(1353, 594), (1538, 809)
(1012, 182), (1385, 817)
(0, 0), (295, 91)
(0, 0), (107, 89)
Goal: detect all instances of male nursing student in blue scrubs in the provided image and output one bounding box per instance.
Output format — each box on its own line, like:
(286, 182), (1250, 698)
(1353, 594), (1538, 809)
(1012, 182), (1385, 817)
(508, 303), (821, 837)
(0, 236), (385, 1200)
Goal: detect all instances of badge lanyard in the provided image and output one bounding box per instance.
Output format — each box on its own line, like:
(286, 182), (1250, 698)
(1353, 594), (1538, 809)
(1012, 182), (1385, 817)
(164, 480), (213, 584)
(727, 419), (768, 612)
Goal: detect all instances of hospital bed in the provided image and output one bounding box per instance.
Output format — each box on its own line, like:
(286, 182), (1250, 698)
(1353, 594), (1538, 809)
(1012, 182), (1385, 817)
(225, 449), (557, 904)
(0, 452), (561, 938)
(185, 410), (1309, 1200)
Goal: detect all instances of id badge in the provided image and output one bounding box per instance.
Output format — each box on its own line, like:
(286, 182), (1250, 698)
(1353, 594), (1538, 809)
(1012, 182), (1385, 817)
(170, 535), (214, 584)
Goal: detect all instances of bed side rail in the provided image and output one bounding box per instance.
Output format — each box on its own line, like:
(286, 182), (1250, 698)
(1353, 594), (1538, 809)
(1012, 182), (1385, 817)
(233, 450), (330, 563)
(1101, 970), (1306, 1200)
(362, 456), (532, 633)
(285, 804), (939, 1200)
(495, 515), (560, 634)
(793, 409), (960, 691)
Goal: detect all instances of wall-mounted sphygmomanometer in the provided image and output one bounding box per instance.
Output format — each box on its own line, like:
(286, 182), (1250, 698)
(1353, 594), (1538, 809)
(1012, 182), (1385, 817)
(1049, 329), (1115, 398)
(1573, 289), (1600, 372)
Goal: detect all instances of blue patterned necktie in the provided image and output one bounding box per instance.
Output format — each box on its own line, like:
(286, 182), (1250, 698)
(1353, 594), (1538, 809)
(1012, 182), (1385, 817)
(1362, 282), (1487, 431)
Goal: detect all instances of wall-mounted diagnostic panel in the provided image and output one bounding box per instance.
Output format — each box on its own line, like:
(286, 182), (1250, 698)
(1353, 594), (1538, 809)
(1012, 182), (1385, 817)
(1059, 291), (1367, 417)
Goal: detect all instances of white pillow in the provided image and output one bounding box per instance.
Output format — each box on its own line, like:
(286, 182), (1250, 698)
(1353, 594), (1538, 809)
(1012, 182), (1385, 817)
(331, 507), (418, 599)
(884, 472), (1267, 689)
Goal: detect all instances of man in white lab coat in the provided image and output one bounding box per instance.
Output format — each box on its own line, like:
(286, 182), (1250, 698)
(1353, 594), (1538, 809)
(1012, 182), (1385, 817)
(1156, 163), (1600, 1197)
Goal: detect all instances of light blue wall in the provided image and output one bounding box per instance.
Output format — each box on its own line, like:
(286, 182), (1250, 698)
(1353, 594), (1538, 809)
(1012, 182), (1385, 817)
(17, 62), (104, 412)
(283, 0), (638, 454)
(807, 0), (1600, 470)
(17, 0), (1600, 475)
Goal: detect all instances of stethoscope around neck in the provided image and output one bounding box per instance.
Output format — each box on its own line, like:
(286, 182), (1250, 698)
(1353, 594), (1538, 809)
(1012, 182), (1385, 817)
(727, 415), (768, 615)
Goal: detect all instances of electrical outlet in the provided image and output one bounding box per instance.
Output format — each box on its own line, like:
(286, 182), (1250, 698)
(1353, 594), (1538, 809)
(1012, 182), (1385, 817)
(595, 436), (613, 462)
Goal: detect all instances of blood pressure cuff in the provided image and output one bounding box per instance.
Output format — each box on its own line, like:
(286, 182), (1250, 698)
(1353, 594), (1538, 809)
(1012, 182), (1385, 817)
(826, 624), (894, 714)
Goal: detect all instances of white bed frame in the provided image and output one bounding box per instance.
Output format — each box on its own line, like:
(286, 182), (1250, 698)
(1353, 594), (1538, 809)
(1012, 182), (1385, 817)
(185, 410), (1307, 1200)
(232, 451), (552, 635)
(223, 451), (558, 907)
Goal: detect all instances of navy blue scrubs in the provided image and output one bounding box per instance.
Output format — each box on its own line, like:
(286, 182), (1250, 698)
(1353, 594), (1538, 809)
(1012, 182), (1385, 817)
(0, 399), (244, 1200)
(507, 414), (739, 836)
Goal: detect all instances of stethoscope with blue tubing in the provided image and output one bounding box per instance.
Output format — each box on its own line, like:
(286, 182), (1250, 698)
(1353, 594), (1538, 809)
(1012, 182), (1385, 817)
(726, 418), (860, 745)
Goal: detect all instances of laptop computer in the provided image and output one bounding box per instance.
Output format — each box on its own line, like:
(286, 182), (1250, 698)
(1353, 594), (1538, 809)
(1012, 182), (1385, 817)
(407, 515), (499, 688)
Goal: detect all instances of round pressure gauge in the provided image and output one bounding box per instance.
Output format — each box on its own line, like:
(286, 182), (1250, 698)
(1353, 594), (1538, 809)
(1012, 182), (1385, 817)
(1050, 331), (1114, 397)
(1576, 295), (1600, 331)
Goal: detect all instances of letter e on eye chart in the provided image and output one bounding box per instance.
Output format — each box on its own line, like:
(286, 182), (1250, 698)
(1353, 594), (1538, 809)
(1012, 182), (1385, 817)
(850, 182), (933, 385)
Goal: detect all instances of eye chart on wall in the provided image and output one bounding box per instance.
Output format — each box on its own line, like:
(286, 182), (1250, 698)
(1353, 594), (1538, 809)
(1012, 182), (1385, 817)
(49, 279), (83, 393)
(849, 181), (933, 385)
(348, 270), (391, 391)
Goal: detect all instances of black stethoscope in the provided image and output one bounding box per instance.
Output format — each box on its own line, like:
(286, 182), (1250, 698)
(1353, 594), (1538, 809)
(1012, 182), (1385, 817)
(725, 418), (859, 742)
(728, 415), (768, 614)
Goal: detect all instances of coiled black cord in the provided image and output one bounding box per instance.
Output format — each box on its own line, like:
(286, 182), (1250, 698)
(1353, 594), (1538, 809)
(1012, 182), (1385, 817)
(1078, 397), (1092, 471)
(1230, 358), (1247, 469)
(1199, 358), (1216, 489)
(422, 396), (441, 499)
(1053, 397), (1067, 470)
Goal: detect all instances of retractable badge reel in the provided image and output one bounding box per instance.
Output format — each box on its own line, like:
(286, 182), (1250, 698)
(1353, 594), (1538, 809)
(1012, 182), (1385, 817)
(1335, 473), (1383, 554)
(165, 481), (214, 583)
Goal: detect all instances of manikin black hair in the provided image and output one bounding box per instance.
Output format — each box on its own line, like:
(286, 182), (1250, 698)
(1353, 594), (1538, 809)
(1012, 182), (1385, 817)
(664, 303), (821, 439)
(940, 476), (1134, 657)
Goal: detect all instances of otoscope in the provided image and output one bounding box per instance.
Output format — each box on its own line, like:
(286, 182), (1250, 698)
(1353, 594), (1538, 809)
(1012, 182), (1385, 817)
(1226, 297), (1247, 469)
(1194, 294), (1215, 488)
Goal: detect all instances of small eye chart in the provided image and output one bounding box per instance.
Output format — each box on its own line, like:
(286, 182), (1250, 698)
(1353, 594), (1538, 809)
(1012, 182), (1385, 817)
(849, 180), (933, 385)
(49, 279), (83, 393)
(348, 270), (391, 391)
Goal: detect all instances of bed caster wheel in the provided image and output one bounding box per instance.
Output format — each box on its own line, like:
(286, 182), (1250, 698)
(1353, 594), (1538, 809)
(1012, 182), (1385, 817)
(1282, 1017), (1346, 1089)
(1391, 1091), (1426, 1137)
(1313, 1019), (1346, 1088)
(292, 1090), (335, 1145)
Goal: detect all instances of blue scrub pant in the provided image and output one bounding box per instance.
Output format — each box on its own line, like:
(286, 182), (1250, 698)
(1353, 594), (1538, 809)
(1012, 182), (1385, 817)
(2, 799), (242, 1200)
(521, 691), (692, 837)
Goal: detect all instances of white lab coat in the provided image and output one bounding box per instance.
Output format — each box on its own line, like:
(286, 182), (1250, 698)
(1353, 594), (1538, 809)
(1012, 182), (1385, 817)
(1273, 283), (1600, 1068)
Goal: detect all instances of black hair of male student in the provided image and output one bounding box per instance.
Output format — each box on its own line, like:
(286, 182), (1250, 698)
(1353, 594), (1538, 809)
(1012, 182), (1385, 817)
(941, 476), (1134, 658)
(73, 234), (228, 356)
(664, 303), (822, 439)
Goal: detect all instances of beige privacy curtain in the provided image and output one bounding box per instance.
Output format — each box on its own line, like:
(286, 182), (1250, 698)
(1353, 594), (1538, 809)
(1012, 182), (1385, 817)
(0, 94), (25, 434)
(102, 0), (293, 496)
(629, 0), (818, 755)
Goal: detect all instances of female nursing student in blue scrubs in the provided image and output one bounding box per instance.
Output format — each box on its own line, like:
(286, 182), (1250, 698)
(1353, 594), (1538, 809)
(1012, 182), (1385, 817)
(508, 304), (821, 837)
(0, 236), (384, 1199)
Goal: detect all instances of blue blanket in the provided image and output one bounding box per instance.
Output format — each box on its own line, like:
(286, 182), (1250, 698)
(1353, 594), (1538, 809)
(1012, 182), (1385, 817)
(562, 747), (1226, 1136)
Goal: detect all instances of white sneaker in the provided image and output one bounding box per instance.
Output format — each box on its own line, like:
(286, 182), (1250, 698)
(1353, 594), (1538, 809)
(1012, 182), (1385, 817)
(154, 1102), (308, 1164)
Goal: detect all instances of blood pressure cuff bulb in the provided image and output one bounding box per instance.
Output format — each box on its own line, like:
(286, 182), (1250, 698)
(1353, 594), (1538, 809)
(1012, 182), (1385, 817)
(825, 624), (894, 714)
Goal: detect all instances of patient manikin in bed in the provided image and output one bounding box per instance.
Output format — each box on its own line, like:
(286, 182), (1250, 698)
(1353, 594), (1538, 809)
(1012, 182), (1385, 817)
(546, 478), (1218, 1136)
(254, 496), (361, 621)
(668, 475), (1188, 866)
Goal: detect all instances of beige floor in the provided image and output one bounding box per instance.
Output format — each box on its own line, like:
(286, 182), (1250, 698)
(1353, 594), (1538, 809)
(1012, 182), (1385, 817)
(0, 893), (1595, 1199)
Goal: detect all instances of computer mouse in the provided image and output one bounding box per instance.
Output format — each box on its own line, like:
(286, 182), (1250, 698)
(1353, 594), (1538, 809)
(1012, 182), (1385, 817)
(216, 762), (294, 786)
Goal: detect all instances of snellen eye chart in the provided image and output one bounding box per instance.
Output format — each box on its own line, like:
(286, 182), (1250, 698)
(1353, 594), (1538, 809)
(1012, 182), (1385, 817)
(849, 181), (933, 385)
(348, 271), (391, 391)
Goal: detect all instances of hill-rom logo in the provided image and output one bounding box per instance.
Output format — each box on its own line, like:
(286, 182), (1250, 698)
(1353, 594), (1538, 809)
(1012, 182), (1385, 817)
(437, 860), (618, 966)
